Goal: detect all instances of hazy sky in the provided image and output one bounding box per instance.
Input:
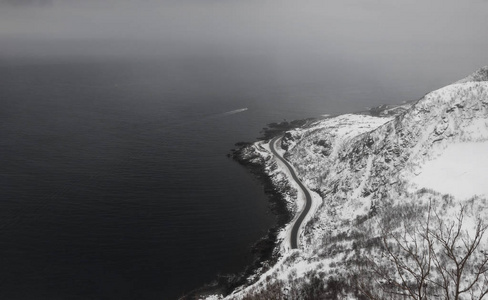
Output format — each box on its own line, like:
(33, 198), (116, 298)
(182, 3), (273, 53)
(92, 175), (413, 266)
(1, 0), (487, 80)
(1, 1), (487, 46)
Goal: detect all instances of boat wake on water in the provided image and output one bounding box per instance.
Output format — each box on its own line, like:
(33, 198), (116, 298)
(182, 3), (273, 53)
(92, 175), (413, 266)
(220, 107), (248, 116)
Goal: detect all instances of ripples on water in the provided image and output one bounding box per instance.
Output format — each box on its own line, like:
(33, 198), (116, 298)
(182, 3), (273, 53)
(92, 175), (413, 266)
(0, 57), (438, 299)
(0, 60), (281, 300)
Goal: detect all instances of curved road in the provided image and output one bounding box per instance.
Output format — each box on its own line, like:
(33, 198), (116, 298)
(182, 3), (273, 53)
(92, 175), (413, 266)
(270, 136), (312, 249)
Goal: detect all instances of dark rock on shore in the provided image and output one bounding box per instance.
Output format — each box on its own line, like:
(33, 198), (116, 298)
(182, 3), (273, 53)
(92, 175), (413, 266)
(258, 118), (313, 140)
(182, 140), (294, 300)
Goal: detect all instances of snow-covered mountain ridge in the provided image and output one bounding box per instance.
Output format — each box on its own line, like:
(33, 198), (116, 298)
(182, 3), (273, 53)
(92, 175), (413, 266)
(209, 67), (488, 299)
(286, 72), (488, 247)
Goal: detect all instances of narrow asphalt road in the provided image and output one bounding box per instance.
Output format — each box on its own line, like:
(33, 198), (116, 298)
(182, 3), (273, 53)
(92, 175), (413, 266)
(270, 136), (312, 249)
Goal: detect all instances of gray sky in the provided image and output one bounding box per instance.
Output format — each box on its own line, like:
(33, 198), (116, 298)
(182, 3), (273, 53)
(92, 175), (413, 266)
(1, 0), (487, 73)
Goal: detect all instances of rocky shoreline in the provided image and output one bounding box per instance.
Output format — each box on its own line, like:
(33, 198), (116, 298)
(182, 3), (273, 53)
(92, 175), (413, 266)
(196, 112), (385, 299)
(184, 67), (488, 300)
(181, 102), (415, 300)
(180, 126), (299, 300)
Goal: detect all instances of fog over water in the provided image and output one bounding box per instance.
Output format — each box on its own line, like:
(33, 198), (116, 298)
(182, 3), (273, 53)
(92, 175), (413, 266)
(2, 0), (488, 76)
(1, 1), (487, 299)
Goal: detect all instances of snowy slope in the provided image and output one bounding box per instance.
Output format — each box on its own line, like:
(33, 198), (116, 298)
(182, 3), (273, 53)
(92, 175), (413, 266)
(206, 67), (488, 300)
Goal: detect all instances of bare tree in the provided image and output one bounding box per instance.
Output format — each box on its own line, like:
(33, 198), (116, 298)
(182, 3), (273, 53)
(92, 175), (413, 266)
(381, 208), (433, 299)
(429, 205), (488, 300)
(358, 202), (488, 300)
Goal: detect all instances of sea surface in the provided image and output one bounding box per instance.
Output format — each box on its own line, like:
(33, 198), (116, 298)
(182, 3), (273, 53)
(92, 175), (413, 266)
(0, 56), (457, 299)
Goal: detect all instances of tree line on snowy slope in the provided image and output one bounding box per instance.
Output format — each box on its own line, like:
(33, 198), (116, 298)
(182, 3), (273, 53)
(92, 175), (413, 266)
(236, 192), (488, 300)
(358, 199), (488, 300)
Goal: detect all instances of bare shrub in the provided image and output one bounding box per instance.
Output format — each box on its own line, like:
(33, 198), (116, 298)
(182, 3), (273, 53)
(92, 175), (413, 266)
(358, 202), (488, 300)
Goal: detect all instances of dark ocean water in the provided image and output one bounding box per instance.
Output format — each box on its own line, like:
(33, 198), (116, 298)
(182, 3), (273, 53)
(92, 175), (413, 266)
(0, 56), (449, 299)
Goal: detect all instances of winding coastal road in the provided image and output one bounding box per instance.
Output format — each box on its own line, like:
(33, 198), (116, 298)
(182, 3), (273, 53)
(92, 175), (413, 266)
(270, 136), (312, 249)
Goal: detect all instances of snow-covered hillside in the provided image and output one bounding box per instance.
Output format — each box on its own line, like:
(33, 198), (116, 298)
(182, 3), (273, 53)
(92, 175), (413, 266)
(208, 67), (488, 300)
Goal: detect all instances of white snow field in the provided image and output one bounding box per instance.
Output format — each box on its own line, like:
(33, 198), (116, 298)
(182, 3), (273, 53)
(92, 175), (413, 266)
(412, 141), (488, 199)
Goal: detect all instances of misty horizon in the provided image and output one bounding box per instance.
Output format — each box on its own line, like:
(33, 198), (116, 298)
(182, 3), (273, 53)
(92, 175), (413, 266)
(1, 1), (487, 63)
(2, 0), (487, 91)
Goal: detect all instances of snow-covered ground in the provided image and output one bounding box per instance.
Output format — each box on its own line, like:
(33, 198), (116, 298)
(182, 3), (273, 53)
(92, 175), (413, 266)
(204, 67), (488, 300)
(412, 141), (488, 199)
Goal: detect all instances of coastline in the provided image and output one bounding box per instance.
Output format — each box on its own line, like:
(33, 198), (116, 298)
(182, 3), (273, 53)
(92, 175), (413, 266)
(180, 67), (488, 300)
(180, 120), (310, 300)
(182, 102), (411, 300)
